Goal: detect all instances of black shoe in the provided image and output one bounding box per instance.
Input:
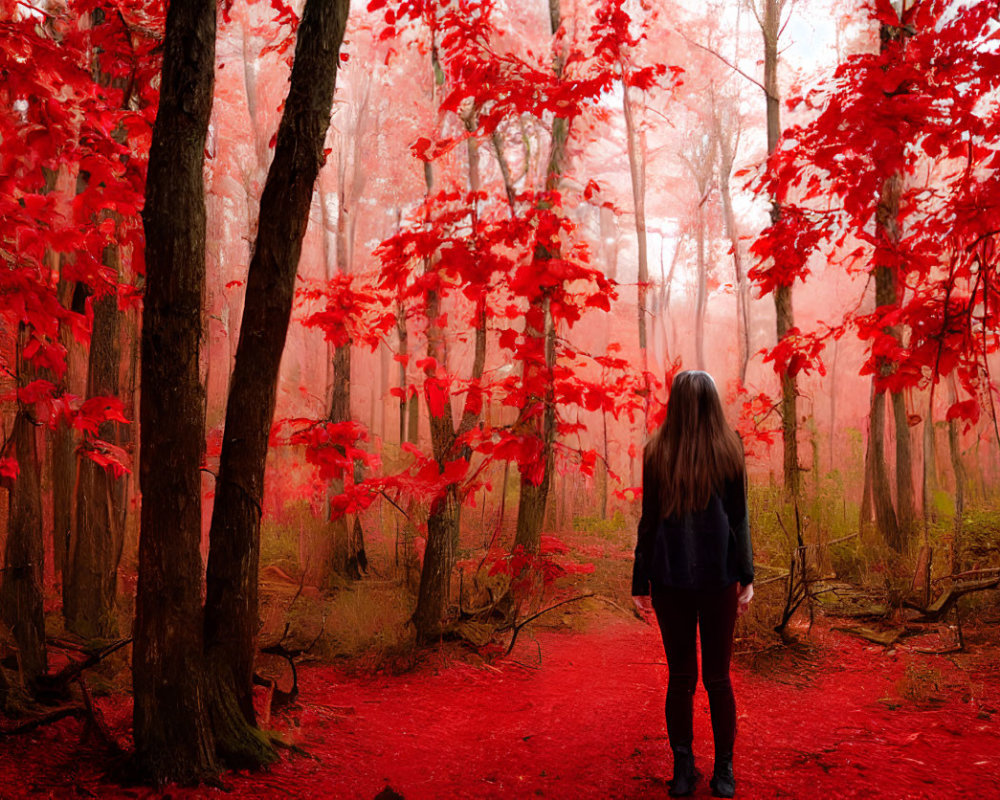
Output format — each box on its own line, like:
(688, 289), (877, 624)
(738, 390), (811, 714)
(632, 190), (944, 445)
(668, 745), (697, 797)
(710, 752), (735, 798)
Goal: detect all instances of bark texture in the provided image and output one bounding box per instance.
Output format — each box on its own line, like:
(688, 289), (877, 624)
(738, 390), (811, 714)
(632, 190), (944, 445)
(513, 0), (566, 558)
(863, 14), (918, 551)
(622, 82), (649, 403)
(1, 375), (46, 688)
(132, 0), (218, 784)
(760, 0), (800, 498)
(202, 0), (349, 767)
(65, 245), (125, 639)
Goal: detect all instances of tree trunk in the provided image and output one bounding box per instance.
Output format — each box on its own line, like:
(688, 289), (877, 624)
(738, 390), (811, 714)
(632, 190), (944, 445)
(413, 280), (458, 641)
(717, 116), (750, 384)
(323, 153), (366, 582)
(42, 169), (81, 585)
(695, 201), (708, 371)
(326, 340), (366, 581)
(760, 0), (799, 498)
(132, 0), (218, 783)
(65, 244), (125, 639)
(410, 66), (492, 640)
(867, 385), (900, 547)
(866, 10), (918, 549)
(203, 0), (348, 767)
(922, 391), (937, 525)
(1, 344), (46, 688)
(946, 376), (964, 572)
(622, 81), (650, 408)
(513, 0), (566, 557)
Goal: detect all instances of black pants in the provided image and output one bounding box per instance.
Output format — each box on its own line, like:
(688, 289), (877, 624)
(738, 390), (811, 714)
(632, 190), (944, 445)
(651, 582), (739, 757)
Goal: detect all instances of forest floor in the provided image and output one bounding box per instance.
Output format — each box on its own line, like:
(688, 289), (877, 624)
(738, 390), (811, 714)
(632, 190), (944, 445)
(2, 604), (999, 799)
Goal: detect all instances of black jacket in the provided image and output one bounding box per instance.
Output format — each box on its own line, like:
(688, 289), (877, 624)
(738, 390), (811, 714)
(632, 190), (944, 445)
(631, 459), (754, 595)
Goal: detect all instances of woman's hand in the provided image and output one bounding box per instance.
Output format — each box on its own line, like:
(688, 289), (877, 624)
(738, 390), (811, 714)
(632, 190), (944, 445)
(632, 594), (654, 620)
(737, 583), (754, 616)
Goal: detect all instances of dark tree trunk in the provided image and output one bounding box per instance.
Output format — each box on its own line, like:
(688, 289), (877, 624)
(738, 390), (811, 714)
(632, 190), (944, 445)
(65, 245), (125, 639)
(413, 484), (459, 642)
(866, 385), (900, 545)
(41, 170), (80, 585)
(326, 341), (366, 581)
(412, 283), (458, 642)
(411, 64), (490, 641)
(921, 391), (937, 526)
(758, 0), (799, 498)
(513, 0), (566, 557)
(1, 346), (46, 687)
(324, 171), (365, 582)
(132, 0), (219, 784)
(946, 376), (965, 572)
(881, 15), (918, 545)
(203, 0), (349, 767)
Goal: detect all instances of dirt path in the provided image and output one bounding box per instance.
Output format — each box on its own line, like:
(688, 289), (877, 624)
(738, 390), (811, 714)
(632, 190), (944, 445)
(3, 614), (999, 798)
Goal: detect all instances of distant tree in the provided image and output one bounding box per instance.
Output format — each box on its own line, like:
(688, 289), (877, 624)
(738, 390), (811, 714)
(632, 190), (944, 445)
(748, 0), (801, 500)
(202, 0), (350, 766)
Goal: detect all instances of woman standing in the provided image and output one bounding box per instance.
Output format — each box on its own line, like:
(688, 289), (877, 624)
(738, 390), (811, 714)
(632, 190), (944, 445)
(632, 371), (755, 798)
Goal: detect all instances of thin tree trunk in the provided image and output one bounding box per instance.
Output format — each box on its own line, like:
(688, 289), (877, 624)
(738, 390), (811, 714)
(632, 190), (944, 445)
(413, 283), (458, 642)
(867, 385), (900, 546)
(695, 201), (708, 370)
(65, 243), (125, 639)
(759, 0), (799, 498)
(397, 301), (409, 443)
(717, 117), (750, 384)
(132, 0), (219, 782)
(513, 0), (566, 557)
(869, 169), (914, 551)
(946, 377), (964, 573)
(622, 81), (650, 409)
(879, 11), (918, 546)
(1, 334), (46, 689)
(412, 103), (491, 640)
(324, 165), (365, 582)
(202, 0), (349, 767)
(922, 391), (937, 525)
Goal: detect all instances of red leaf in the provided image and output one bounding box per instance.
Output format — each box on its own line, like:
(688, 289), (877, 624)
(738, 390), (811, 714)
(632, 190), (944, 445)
(0, 457), (18, 480)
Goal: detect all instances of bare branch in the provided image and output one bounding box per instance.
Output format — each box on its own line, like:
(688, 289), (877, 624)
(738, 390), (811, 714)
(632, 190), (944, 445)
(676, 31), (775, 101)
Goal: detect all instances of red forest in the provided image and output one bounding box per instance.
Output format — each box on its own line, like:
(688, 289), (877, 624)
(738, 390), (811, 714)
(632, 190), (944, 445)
(1, 0), (999, 797)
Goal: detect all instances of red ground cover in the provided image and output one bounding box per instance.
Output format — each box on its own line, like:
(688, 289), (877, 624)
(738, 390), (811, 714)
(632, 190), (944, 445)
(2, 613), (999, 799)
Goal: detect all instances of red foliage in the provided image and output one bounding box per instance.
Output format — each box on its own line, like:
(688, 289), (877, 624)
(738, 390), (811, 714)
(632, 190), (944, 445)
(754, 0), (1000, 413)
(484, 536), (594, 594)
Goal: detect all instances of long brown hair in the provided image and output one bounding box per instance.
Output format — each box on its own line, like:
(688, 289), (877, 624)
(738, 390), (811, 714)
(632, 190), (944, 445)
(645, 370), (745, 518)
